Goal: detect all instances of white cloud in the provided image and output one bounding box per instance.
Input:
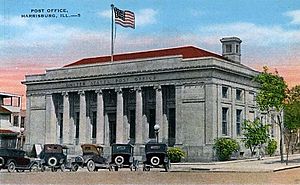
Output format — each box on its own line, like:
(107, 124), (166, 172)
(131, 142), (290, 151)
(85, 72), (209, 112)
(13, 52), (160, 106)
(136, 9), (157, 26)
(0, 15), (28, 26)
(97, 8), (157, 26)
(98, 9), (111, 19)
(199, 22), (300, 46)
(285, 10), (300, 25)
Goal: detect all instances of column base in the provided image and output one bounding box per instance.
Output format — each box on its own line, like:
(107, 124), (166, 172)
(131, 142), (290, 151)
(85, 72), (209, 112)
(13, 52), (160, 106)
(133, 143), (145, 161)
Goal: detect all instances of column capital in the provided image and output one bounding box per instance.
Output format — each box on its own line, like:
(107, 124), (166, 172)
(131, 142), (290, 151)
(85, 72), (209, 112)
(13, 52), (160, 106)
(95, 89), (103, 95)
(134, 87), (142, 92)
(154, 85), (162, 91)
(62, 92), (68, 97)
(78, 90), (85, 96)
(115, 88), (122, 93)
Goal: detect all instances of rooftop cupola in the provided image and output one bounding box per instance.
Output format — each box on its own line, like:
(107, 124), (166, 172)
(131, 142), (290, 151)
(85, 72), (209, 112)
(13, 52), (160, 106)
(220, 37), (242, 63)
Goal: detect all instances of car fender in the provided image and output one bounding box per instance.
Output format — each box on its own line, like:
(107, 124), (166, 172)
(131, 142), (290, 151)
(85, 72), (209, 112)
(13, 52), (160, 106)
(6, 159), (16, 167)
(0, 157), (4, 167)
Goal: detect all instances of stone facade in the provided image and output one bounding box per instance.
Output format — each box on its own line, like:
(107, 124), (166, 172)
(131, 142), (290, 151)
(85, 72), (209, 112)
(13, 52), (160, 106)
(22, 38), (280, 161)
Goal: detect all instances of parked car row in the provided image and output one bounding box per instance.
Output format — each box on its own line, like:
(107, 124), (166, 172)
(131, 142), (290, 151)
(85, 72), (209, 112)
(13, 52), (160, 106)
(0, 142), (170, 173)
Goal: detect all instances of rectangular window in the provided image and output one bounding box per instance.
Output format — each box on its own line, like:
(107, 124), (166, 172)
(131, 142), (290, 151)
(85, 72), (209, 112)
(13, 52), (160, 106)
(249, 111), (255, 121)
(222, 86), (228, 98)
(236, 89), (242, 101)
(222, 108), (228, 135)
(236, 45), (239, 53)
(236, 109), (242, 136)
(21, 117), (25, 128)
(13, 116), (19, 126)
(225, 44), (232, 53)
(249, 92), (256, 103)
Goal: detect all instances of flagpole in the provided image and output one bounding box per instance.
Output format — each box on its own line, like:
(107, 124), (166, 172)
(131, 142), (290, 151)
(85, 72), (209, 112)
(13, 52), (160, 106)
(111, 4), (114, 62)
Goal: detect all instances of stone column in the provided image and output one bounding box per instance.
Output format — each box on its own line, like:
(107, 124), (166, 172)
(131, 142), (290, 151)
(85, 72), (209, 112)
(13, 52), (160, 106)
(45, 94), (56, 143)
(116, 88), (124, 143)
(104, 113), (110, 145)
(79, 91), (87, 144)
(96, 90), (104, 145)
(175, 85), (183, 145)
(155, 85), (163, 142)
(245, 90), (249, 120)
(62, 92), (71, 144)
(135, 87), (143, 144)
(205, 84), (218, 144)
(231, 88), (236, 137)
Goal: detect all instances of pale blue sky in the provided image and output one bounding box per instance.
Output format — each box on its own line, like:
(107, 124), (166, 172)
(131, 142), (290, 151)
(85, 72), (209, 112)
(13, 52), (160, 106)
(1, 0), (300, 69)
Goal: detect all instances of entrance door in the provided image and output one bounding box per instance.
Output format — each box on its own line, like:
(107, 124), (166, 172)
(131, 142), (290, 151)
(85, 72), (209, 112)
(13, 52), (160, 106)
(108, 113), (116, 145)
(148, 109), (156, 138)
(129, 109), (136, 143)
(91, 111), (97, 143)
(168, 108), (176, 146)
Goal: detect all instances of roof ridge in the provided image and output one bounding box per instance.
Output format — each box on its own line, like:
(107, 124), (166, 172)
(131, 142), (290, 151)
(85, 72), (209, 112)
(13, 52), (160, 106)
(64, 45), (226, 67)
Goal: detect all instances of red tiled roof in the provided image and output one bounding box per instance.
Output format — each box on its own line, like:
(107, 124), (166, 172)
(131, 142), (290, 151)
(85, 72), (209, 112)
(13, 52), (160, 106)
(65, 46), (226, 67)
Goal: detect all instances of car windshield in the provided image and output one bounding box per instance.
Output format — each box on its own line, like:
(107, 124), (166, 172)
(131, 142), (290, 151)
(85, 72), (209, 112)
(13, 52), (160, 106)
(44, 145), (63, 153)
(112, 145), (131, 153)
(82, 145), (102, 155)
(145, 144), (167, 153)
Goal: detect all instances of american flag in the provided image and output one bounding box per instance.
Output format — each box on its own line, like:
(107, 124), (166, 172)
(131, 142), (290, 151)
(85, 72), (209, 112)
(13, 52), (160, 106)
(114, 7), (135, 29)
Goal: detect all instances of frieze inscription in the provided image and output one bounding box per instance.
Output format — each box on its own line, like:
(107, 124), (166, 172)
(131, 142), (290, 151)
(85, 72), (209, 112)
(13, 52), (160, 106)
(65, 75), (157, 88)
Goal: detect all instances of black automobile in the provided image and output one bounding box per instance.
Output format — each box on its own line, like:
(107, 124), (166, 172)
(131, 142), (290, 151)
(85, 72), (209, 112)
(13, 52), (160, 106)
(110, 144), (138, 171)
(39, 144), (78, 172)
(143, 143), (170, 172)
(0, 148), (40, 172)
(75, 144), (111, 172)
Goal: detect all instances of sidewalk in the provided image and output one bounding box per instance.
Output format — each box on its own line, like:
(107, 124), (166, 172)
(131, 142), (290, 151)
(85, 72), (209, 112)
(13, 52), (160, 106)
(170, 154), (300, 173)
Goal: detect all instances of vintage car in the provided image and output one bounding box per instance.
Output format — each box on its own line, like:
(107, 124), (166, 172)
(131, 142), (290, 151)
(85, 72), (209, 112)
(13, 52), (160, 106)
(39, 144), (79, 172)
(0, 148), (40, 172)
(110, 144), (138, 171)
(75, 144), (111, 172)
(143, 143), (170, 172)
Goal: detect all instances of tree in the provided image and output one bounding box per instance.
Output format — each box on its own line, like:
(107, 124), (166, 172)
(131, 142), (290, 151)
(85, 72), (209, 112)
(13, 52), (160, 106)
(242, 118), (270, 156)
(287, 85), (300, 103)
(284, 85), (300, 165)
(254, 66), (288, 162)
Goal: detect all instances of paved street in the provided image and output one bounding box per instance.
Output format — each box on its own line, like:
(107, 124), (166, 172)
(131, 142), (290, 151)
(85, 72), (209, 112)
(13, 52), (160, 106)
(1, 168), (300, 185)
(1, 154), (300, 184)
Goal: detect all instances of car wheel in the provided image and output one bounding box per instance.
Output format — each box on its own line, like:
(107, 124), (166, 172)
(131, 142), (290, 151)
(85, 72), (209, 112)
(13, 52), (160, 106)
(130, 164), (133, 171)
(134, 160), (139, 171)
(164, 163), (170, 172)
(48, 157), (58, 167)
(30, 163), (39, 172)
(7, 161), (16, 173)
(60, 164), (65, 172)
(40, 165), (45, 172)
(150, 156), (160, 166)
(87, 160), (96, 172)
(71, 164), (79, 172)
